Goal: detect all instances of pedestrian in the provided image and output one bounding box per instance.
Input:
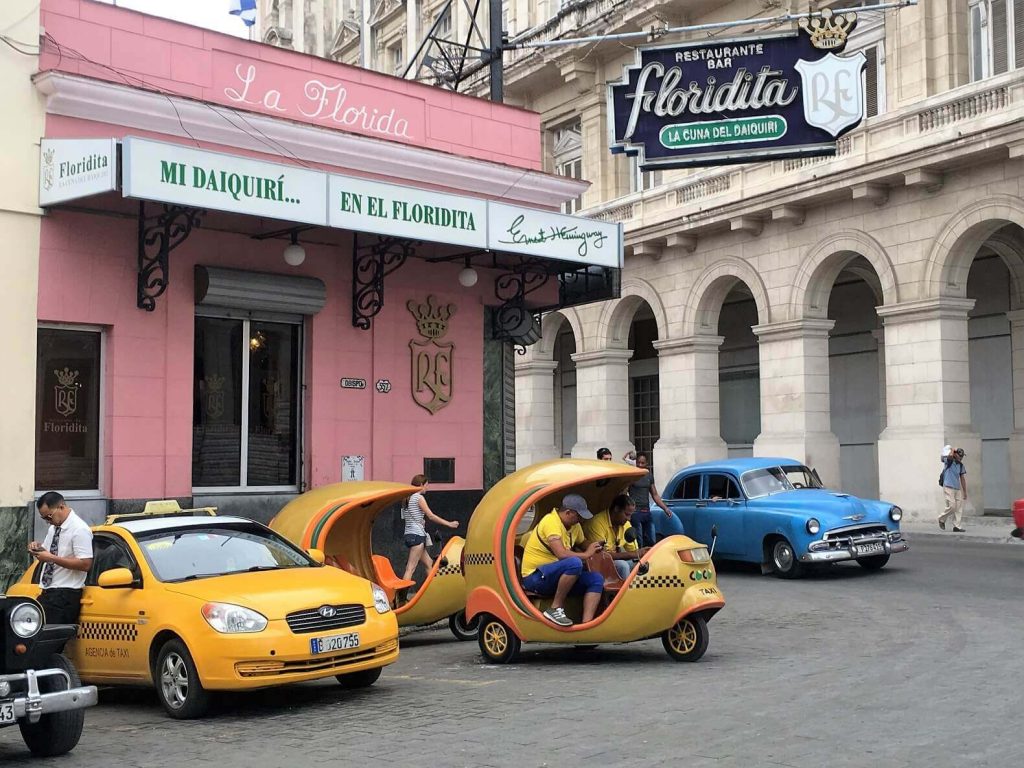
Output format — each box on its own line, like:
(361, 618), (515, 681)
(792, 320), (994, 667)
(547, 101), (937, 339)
(937, 445), (968, 532)
(29, 491), (93, 628)
(627, 453), (674, 548)
(401, 474), (458, 583)
(596, 447), (612, 461)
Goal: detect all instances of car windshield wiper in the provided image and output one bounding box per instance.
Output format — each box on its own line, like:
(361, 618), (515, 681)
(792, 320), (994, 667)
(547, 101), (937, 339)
(175, 572), (227, 581)
(245, 565), (285, 572)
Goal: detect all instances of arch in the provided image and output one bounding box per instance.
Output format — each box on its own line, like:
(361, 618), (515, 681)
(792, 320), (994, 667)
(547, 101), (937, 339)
(596, 277), (670, 349)
(923, 195), (1024, 299)
(681, 257), (771, 337)
(788, 230), (899, 319)
(983, 228), (1024, 310)
(529, 308), (584, 362)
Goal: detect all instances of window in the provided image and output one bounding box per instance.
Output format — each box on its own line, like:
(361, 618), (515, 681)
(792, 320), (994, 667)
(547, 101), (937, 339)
(389, 42), (404, 75)
(552, 120), (583, 214)
(630, 374), (660, 460)
(437, 6), (453, 39)
(706, 474), (742, 500)
(193, 316), (300, 490)
(36, 327), (102, 492)
(970, 0), (1023, 81)
(87, 535), (138, 586)
(839, 2), (886, 117)
(631, 158), (663, 193)
(680, 475), (702, 500)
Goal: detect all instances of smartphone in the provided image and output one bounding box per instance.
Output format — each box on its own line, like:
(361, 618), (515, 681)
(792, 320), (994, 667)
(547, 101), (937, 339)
(30, 545), (44, 552)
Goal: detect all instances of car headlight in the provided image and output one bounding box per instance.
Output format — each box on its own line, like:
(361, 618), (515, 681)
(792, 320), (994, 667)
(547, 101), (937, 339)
(806, 518), (821, 535)
(889, 505), (903, 522)
(201, 602), (267, 633)
(10, 602), (43, 638)
(371, 584), (392, 614)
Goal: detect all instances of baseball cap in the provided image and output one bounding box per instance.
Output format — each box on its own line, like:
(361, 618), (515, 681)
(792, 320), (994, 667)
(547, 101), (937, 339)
(942, 444), (952, 455)
(562, 493), (593, 520)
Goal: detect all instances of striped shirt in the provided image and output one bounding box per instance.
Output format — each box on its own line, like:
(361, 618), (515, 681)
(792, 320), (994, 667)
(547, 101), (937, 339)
(404, 492), (427, 536)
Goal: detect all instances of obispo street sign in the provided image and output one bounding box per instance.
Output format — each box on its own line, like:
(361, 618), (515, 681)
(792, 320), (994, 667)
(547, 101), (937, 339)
(608, 10), (865, 169)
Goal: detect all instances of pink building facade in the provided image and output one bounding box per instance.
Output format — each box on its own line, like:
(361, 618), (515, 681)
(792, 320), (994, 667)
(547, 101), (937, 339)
(30, 0), (619, 535)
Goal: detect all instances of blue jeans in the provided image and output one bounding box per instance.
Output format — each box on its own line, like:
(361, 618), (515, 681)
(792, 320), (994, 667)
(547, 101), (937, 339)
(633, 508), (656, 549)
(522, 557), (604, 596)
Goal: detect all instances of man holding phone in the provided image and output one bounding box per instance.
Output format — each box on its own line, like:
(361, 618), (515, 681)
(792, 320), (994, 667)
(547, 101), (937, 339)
(29, 491), (93, 627)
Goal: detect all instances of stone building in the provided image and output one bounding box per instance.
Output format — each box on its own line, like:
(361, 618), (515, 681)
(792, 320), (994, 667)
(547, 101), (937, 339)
(258, 0), (1024, 521)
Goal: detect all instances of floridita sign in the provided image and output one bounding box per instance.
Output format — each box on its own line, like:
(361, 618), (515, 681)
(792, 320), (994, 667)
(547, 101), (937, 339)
(608, 9), (866, 168)
(38, 139), (117, 207)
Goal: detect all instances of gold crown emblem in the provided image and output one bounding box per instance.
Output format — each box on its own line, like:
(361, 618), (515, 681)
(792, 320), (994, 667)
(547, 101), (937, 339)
(407, 295), (456, 339)
(799, 8), (857, 51)
(54, 367), (79, 388)
(207, 374), (225, 392)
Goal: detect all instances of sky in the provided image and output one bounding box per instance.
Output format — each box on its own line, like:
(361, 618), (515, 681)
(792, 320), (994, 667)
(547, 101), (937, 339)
(93, 0), (250, 37)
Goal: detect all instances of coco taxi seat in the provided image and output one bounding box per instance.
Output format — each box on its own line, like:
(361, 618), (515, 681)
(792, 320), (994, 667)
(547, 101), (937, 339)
(586, 550), (625, 592)
(371, 555), (416, 602)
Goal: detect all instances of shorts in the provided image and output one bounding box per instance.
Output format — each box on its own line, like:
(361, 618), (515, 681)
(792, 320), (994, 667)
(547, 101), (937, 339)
(404, 534), (427, 548)
(522, 557), (604, 596)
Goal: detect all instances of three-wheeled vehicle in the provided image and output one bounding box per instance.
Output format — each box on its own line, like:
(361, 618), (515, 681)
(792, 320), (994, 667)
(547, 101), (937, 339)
(463, 459), (725, 664)
(270, 482), (479, 641)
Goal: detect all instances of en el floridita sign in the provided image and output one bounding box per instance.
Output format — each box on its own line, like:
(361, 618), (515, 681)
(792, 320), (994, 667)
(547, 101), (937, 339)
(608, 9), (866, 168)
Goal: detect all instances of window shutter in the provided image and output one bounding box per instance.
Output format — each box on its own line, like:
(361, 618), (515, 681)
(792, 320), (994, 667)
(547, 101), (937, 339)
(971, 3), (985, 80)
(864, 45), (879, 117)
(992, 0), (1009, 74)
(1015, 0), (1024, 69)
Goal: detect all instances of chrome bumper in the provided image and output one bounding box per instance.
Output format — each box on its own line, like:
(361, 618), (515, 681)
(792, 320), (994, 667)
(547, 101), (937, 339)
(800, 531), (909, 563)
(0, 668), (98, 725)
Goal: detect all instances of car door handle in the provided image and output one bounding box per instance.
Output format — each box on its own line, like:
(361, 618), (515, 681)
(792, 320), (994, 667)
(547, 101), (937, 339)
(695, 502), (707, 508)
(80, 598), (94, 606)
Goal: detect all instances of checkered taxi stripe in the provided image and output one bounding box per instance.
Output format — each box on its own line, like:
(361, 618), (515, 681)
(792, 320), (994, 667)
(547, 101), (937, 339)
(628, 575), (687, 590)
(462, 553), (495, 566)
(77, 621), (139, 642)
(435, 562), (463, 577)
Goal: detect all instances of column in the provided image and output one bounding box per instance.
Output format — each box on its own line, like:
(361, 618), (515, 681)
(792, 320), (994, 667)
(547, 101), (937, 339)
(871, 329), (887, 431)
(1006, 310), (1024, 505)
(752, 319), (841, 487)
(650, 336), (728, 489)
(876, 298), (982, 520)
(570, 348), (633, 461)
(513, 358), (559, 468)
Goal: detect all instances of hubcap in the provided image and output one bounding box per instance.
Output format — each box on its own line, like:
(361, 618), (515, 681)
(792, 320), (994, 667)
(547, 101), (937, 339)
(160, 652), (189, 709)
(483, 622), (508, 656)
(773, 541), (794, 571)
(668, 620), (698, 654)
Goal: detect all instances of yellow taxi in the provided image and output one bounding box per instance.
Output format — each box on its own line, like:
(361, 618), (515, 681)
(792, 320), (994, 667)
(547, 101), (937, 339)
(7, 502), (399, 719)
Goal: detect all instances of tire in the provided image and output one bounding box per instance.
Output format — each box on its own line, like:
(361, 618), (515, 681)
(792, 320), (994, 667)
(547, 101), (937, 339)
(856, 553), (890, 571)
(18, 653), (86, 757)
(662, 614), (710, 662)
(477, 615), (521, 664)
(573, 645), (599, 651)
(336, 666), (383, 689)
(448, 610), (480, 642)
(768, 537), (804, 579)
(154, 638), (209, 719)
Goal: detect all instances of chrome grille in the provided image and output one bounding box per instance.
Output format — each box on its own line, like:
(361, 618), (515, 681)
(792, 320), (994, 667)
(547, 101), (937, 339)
(823, 524), (887, 540)
(286, 604), (366, 634)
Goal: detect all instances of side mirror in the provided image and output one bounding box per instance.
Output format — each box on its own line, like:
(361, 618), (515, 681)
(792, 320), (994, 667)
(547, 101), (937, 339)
(307, 548), (326, 565)
(97, 567), (137, 589)
(709, 525), (719, 558)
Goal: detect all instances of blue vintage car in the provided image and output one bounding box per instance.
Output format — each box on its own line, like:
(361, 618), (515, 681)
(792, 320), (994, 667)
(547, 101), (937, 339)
(653, 457), (909, 578)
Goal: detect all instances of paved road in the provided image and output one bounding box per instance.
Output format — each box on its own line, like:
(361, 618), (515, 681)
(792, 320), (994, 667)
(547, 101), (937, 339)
(3, 536), (1021, 767)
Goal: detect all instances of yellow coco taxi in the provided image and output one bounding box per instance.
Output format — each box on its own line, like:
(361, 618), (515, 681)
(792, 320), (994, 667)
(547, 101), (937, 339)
(270, 482), (478, 641)
(464, 460), (725, 664)
(8, 503), (399, 719)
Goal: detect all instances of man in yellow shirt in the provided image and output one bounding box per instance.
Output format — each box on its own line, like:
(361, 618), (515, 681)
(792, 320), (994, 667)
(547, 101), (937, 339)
(520, 494), (604, 627)
(582, 494), (650, 580)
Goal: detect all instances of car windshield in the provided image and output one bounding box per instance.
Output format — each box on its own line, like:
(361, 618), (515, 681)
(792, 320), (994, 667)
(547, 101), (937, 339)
(740, 467), (795, 498)
(781, 465), (823, 489)
(134, 523), (314, 582)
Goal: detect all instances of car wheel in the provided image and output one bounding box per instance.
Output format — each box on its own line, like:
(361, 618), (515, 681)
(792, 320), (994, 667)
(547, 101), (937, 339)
(336, 667), (383, 689)
(18, 653), (86, 756)
(662, 614), (709, 662)
(769, 537), (804, 579)
(448, 610), (480, 641)
(155, 639), (209, 719)
(856, 554), (890, 571)
(477, 615), (520, 664)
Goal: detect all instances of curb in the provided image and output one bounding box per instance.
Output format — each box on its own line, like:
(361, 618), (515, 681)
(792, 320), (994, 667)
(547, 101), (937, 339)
(902, 527), (1021, 546)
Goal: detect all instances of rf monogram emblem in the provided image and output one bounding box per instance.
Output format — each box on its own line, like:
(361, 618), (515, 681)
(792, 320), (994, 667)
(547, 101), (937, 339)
(407, 295), (456, 415)
(53, 367), (80, 418)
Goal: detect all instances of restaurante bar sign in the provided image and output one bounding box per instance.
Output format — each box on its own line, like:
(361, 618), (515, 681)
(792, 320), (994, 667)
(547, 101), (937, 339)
(608, 10), (866, 169)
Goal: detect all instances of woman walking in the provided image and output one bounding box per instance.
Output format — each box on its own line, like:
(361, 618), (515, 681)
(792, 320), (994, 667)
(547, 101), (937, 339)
(401, 474), (459, 582)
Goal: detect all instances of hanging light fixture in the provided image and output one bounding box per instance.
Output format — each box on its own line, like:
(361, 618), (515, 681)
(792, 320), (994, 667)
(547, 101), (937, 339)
(283, 230), (306, 266)
(458, 256), (478, 287)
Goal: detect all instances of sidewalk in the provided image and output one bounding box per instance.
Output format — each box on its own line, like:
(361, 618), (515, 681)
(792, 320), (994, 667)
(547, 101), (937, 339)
(901, 514), (1023, 545)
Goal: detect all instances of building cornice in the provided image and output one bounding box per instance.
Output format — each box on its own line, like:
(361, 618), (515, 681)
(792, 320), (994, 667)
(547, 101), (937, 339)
(876, 297), (976, 324)
(34, 71), (587, 210)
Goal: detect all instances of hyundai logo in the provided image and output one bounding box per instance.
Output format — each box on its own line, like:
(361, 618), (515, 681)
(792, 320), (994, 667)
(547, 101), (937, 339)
(318, 605), (337, 618)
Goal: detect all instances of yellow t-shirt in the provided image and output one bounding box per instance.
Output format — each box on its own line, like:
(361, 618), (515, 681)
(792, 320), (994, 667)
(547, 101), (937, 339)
(520, 509), (584, 576)
(582, 511), (638, 555)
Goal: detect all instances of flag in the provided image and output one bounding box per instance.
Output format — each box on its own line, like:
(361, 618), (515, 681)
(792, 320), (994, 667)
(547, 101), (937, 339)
(229, 0), (257, 27)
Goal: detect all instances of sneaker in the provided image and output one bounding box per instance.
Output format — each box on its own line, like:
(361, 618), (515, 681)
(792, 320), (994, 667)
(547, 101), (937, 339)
(938, 520), (946, 531)
(543, 607), (573, 627)
(953, 527), (966, 533)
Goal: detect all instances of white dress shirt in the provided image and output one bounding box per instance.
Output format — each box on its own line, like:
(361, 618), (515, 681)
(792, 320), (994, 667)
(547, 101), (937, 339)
(40, 509), (94, 590)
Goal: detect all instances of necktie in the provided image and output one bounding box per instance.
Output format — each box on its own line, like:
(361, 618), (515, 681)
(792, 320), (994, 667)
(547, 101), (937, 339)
(40, 525), (61, 588)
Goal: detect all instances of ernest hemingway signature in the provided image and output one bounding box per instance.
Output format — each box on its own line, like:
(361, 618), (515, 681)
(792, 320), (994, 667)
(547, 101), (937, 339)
(498, 214), (608, 258)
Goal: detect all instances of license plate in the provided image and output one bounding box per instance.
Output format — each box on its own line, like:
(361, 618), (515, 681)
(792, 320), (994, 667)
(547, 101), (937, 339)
(310, 632), (360, 655)
(0, 702), (15, 724)
(855, 542), (885, 556)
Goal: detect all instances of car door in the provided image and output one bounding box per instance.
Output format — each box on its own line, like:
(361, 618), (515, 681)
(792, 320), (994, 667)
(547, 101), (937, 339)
(73, 534), (151, 682)
(693, 473), (747, 559)
(665, 473), (703, 536)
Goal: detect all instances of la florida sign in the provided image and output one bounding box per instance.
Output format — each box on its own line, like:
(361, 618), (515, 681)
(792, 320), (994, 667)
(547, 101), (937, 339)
(608, 9), (866, 169)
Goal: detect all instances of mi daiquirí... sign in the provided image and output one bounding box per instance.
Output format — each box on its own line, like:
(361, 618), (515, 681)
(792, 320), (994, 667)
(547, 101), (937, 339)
(114, 137), (621, 269)
(608, 10), (866, 169)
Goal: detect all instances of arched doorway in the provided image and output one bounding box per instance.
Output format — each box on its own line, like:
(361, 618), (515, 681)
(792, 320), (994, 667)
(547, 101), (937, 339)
(553, 324), (577, 457)
(627, 303), (660, 459)
(718, 284), (761, 457)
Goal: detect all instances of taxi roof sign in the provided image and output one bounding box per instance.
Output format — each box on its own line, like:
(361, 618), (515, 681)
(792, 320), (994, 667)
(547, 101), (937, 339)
(143, 500), (182, 514)
(105, 499), (218, 525)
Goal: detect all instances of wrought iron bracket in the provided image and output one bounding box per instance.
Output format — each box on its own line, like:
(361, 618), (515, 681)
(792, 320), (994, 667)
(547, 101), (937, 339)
(492, 259), (550, 352)
(352, 233), (415, 330)
(137, 201), (202, 312)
